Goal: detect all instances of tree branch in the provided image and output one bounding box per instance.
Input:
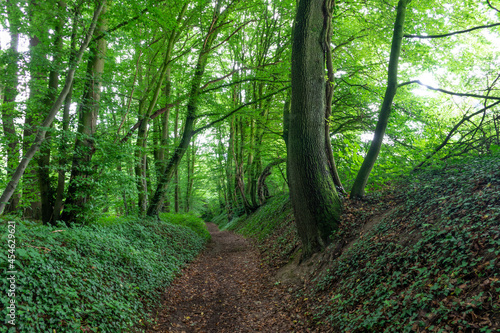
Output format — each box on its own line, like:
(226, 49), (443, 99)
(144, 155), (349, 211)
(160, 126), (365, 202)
(192, 85), (290, 135)
(487, 0), (500, 13)
(399, 80), (500, 100)
(404, 22), (500, 39)
(92, 1), (168, 42)
(413, 100), (500, 171)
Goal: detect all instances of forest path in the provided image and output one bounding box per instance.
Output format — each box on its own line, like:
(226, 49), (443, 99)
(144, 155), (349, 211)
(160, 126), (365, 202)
(149, 223), (311, 333)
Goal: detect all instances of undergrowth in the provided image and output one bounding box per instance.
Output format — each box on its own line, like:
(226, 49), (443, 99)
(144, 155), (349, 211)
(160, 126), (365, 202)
(0, 215), (206, 332)
(160, 212), (211, 242)
(312, 156), (500, 332)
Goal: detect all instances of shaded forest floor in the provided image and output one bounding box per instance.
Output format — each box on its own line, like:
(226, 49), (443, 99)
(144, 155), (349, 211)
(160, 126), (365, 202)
(148, 223), (314, 333)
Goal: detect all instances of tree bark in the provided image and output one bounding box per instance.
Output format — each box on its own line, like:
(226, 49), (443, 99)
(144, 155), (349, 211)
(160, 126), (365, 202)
(62, 1), (108, 223)
(257, 158), (285, 205)
(350, 0), (408, 198)
(185, 140), (196, 212)
(174, 107), (180, 213)
(135, 2), (188, 215)
(23, 3), (48, 219)
(323, 0), (344, 193)
(53, 2), (81, 222)
(288, 0), (342, 258)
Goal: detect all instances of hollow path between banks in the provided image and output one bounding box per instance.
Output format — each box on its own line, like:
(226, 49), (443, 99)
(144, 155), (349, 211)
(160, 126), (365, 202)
(149, 223), (313, 333)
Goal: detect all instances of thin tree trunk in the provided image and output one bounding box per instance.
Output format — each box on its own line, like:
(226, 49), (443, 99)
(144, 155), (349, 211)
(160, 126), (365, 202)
(135, 3), (188, 215)
(350, 0), (408, 198)
(135, 99), (150, 215)
(323, 0), (344, 193)
(0, 3), (20, 213)
(184, 140), (196, 212)
(226, 116), (236, 220)
(0, 2), (106, 215)
(174, 108), (180, 213)
(159, 84), (172, 212)
(39, 1), (66, 224)
(53, 1), (81, 222)
(23, 7), (47, 219)
(257, 158), (285, 204)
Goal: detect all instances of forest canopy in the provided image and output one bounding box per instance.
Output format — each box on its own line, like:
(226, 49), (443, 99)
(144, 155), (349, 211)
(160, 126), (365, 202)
(0, 0), (498, 229)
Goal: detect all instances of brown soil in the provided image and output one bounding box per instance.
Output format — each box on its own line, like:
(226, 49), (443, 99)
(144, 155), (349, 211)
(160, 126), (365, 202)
(148, 223), (316, 333)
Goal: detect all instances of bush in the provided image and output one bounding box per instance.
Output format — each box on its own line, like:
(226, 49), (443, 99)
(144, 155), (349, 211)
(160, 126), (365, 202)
(160, 212), (211, 243)
(0, 216), (205, 332)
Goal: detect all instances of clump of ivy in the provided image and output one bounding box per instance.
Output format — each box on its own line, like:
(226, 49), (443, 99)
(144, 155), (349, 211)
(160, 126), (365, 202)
(310, 156), (500, 332)
(0, 216), (205, 332)
(160, 212), (211, 243)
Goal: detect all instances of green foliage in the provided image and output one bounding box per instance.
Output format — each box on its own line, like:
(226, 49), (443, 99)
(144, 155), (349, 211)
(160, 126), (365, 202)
(160, 212), (211, 243)
(0, 216), (205, 332)
(221, 193), (289, 239)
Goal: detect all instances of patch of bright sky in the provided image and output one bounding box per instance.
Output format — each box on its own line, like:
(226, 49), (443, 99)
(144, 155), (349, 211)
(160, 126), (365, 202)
(411, 71), (440, 97)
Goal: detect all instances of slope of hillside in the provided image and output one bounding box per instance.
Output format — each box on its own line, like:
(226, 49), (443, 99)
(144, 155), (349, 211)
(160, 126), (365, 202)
(0, 216), (207, 332)
(217, 156), (500, 332)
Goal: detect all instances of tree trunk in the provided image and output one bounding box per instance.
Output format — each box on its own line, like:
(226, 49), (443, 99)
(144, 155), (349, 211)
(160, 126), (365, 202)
(0, 2), (105, 215)
(288, 0), (342, 258)
(185, 140), (196, 212)
(257, 158), (285, 205)
(23, 9), (47, 219)
(173, 108), (180, 213)
(53, 2), (81, 222)
(226, 116), (237, 220)
(350, 0), (408, 198)
(62, 1), (108, 223)
(324, 0), (344, 193)
(0, 3), (21, 213)
(234, 115), (253, 213)
(135, 100), (149, 215)
(39, 1), (66, 224)
(157, 74), (172, 212)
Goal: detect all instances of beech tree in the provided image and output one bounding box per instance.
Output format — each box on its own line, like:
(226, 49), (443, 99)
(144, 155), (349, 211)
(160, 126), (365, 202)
(288, 0), (342, 257)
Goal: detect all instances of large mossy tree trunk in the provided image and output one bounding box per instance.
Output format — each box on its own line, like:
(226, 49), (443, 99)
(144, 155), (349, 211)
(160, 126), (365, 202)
(350, 0), (408, 199)
(288, 0), (342, 258)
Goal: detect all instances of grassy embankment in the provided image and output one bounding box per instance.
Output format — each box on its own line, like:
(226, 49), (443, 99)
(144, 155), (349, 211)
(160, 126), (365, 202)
(0, 213), (209, 332)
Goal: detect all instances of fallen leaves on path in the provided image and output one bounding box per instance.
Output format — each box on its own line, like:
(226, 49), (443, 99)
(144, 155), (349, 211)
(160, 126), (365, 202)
(149, 223), (317, 333)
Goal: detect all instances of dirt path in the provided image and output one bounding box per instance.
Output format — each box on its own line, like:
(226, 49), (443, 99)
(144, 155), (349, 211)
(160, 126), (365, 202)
(149, 223), (311, 333)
